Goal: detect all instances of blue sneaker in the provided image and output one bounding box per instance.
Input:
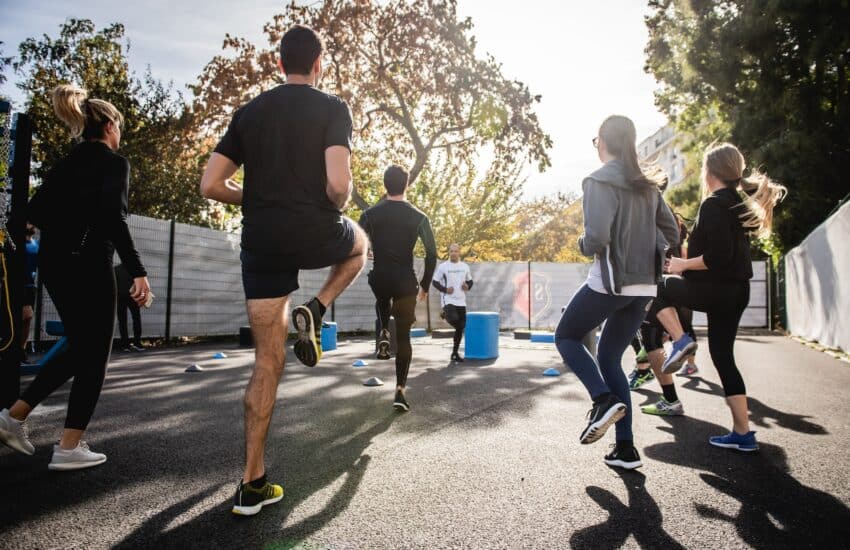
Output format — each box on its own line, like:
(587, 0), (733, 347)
(709, 431), (759, 452)
(662, 335), (697, 374)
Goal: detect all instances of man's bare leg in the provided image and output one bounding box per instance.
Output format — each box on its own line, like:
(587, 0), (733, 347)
(316, 223), (368, 308)
(656, 306), (685, 341)
(243, 296), (288, 484)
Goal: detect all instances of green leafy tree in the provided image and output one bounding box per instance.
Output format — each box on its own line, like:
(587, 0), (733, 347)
(510, 192), (588, 263)
(645, 0), (850, 252)
(14, 19), (212, 224)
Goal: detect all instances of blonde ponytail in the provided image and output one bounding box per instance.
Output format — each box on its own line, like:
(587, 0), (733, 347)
(702, 143), (787, 238)
(739, 171), (787, 237)
(51, 84), (124, 140)
(52, 84), (88, 137)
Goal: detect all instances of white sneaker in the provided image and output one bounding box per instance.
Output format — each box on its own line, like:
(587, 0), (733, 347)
(48, 441), (106, 471)
(0, 408), (35, 455)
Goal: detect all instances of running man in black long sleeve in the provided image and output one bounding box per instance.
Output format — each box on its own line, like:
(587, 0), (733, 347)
(358, 165), (437, 411)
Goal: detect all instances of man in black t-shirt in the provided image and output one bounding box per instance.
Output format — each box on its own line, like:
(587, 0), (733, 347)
(200, 25), (367, 517)
(358, 166), (437, 412)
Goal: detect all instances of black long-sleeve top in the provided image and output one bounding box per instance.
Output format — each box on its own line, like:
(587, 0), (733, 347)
(358, 200), (437, 292)
(685, 187), (752, 282)
(28, 141), (146, 278)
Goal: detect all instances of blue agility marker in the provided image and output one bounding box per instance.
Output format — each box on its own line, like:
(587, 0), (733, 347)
(542, 367), (561, 377)
(352, 359), (369, 367)
(410, 327), (426, 338)
(213, 352), (228, 359)
(530, 332), (556, 343)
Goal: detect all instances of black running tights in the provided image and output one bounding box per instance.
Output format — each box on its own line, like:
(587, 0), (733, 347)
(20, 259), (116, 429)
(445, 305), (467, 354)
(651, 276), (749, 397)
(375, 294), (417, 387)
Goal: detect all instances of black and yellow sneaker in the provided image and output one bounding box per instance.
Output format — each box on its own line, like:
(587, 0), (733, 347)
(232, 476), (284, 516)
(292, 298), (323, 367)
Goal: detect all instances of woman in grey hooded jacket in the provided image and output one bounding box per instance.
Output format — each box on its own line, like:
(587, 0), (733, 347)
(554, 115), (679, 470)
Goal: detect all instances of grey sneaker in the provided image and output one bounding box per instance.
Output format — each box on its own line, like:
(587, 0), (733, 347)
(0, 408), (34, 455)
(48, 441), (107, 471)
(641, 398), (685, 416)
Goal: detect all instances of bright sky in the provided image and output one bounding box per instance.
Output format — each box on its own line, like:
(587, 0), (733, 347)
(0, 0), (668, 198)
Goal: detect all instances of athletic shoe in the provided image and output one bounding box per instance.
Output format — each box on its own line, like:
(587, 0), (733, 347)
(292, 298), (323, 367)
(129, 343), (145, 352)
(393, 390), (410, 412)
(641, 398), (684, 416)
(628, 368), (655, 391)
(121, 346), (133, 353)
(676, 361), (699, 376)
(709, 431), (759, 452)
(579, 394), (627, 445)
(662, 335), (698, 374)
(0, 408), (35, 455)
(48, 441), (107, 471)
(604, 444), (643, 470)
(451, 353), (465, 363)
(635, 347), (649, 364)
(232, 477), (284, 516)
(376, 329), (391, 360)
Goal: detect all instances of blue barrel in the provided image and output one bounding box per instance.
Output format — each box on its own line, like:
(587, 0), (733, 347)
(464, 311), (500, 359)
(321, 322), (338, 352)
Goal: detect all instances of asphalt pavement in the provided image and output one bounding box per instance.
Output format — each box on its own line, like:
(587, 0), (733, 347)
(1, 331), (849, 549)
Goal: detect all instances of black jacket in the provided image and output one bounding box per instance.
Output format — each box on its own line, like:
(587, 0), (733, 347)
(28, 141), (146, 278)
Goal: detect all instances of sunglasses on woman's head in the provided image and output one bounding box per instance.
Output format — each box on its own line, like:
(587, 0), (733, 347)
(592, 137), (599, 148)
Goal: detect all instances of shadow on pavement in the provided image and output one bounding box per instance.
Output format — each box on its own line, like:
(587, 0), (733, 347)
(571, 469), (685, 549)
(114, 410), (397, 548)
(681, 376), (828, 435)
(643, 415), (850, 546)
(1, 343), (568, 545)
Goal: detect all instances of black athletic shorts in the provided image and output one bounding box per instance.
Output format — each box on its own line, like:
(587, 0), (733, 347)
(241, 217), (358, 300)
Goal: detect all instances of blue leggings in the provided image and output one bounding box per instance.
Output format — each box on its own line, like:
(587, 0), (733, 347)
(555, 285), (652, 441)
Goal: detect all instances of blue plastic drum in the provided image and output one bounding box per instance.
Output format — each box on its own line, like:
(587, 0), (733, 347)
(464, 311), (500, 360)
(321, 322), (338, 352)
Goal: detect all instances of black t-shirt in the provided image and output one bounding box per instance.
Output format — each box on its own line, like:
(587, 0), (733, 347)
(214, 84), (353, 254)
(685, 187), (753, 282)
(358, 200), (437, 292)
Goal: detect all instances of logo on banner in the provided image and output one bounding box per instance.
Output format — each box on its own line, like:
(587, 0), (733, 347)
(513, 271), (551, 324)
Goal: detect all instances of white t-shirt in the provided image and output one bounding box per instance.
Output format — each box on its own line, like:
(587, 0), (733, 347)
(433, 260), (472, 307)
(586, 257), (657, 297)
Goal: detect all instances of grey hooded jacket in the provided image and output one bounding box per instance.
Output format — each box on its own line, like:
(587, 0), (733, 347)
(578, 160), (680, 294)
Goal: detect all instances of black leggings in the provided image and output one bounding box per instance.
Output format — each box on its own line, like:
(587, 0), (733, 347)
(651, 276), (749, 396)
(369, 269), (417, 388)
(445, 305), (467, 354)
(117, 295), (142, 347)
(20, 258), (116, 430)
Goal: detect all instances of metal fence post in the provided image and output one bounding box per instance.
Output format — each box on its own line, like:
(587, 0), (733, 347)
(528, 260), (533, 330)
(164, 219), (176, 341)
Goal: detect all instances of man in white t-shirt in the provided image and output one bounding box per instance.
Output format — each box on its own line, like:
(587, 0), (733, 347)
(432, 243), (473, 362)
